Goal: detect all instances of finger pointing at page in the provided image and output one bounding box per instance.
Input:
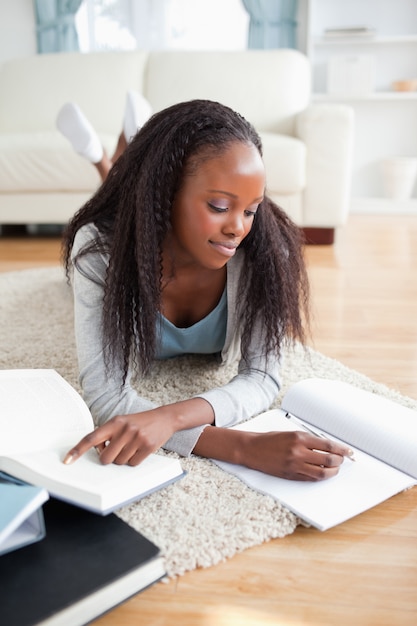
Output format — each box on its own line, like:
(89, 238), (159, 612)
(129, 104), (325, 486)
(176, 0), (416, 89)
(63, 426), (111, 465)
(62, 409), (178, 467)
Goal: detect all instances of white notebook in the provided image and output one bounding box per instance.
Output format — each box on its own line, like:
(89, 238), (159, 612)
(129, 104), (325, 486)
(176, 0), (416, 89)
(214, 378), (417, 530)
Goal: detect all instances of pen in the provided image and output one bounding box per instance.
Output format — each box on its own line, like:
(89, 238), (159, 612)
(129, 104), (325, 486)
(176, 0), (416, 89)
(285, 412), (356, 462)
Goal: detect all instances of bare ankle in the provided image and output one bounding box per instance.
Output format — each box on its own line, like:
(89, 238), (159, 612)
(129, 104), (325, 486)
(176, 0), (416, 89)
(111, 132), (128, 163)
(95, 151), (113, 182)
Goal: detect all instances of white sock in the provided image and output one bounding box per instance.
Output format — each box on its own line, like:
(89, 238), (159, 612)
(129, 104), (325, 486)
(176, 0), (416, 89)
(56, 102), (103, 163)
(123, 90), (153, 142)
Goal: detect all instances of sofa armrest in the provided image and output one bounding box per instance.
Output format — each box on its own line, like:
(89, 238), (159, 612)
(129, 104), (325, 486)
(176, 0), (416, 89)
(295, 103), (354, 227)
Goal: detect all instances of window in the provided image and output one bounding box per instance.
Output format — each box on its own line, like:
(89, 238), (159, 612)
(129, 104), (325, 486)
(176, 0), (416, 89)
(76, 0), (248, 52)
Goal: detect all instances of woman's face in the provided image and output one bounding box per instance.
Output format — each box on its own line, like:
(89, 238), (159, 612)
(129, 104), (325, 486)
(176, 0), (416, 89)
(169, 141), (265, 271)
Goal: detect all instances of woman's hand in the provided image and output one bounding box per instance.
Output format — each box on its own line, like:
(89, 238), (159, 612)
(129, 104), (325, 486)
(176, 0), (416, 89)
(194, 427), (354, 481)
(243, 430), (353, 481)
(63, 407), (178, 466)
(63, 397), (215, 467)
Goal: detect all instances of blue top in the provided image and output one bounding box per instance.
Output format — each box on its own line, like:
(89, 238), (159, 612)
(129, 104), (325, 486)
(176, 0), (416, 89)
(156, 289), (227, 359)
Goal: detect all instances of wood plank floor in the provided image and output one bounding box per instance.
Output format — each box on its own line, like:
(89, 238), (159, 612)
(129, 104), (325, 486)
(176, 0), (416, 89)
(305, 214), (417, 400)
(1, 214), (416, 625)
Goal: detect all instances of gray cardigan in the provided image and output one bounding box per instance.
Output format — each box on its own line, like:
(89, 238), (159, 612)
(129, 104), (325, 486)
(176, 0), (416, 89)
(71, 225), (282, 456)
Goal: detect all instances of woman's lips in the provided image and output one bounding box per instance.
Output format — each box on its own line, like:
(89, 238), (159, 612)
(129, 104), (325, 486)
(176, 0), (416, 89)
(209, 241), (238, 257)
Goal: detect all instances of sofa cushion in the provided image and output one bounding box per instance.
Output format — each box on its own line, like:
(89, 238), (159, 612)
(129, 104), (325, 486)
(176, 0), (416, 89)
(260, 133), (306, 194)
(0, 132), (116, 192)
(0, 51), (149, 135)
(145, 49), (310, 136)
(0, 131), (306, 197)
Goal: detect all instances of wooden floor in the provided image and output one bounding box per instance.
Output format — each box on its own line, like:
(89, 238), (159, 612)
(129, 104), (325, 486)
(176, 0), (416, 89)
(1, 214), (416, 625)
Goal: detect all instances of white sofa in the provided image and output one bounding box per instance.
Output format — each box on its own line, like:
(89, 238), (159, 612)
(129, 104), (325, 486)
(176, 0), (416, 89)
(0, 49), (354, 243)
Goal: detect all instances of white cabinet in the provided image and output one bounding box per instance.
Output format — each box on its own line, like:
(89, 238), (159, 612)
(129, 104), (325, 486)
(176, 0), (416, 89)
(302, 0), (417, 208)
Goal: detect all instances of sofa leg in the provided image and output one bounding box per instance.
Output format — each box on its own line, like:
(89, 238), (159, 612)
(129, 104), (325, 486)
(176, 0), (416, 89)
(302, 227), (335, 245)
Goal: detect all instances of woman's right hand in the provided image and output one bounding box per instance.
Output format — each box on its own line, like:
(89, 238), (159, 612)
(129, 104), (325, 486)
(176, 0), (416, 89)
(195, 427), (353, 481)
(239, 430), (353, 481)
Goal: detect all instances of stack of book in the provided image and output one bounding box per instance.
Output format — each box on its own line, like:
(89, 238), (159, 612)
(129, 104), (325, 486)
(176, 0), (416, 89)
(0, 497), (166, 626)
(0, 368), (186, 625)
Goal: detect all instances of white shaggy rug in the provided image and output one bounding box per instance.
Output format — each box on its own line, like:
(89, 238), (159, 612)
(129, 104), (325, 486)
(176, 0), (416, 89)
(1, 266), (416, 578)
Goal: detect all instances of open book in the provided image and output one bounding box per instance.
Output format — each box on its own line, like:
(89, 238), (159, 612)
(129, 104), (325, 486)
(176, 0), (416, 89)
(0, 369), (184, 515)
(214, 378), (417, 531)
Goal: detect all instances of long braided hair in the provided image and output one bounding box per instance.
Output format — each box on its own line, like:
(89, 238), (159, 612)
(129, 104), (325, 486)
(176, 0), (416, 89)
(63, 99), (310, 381)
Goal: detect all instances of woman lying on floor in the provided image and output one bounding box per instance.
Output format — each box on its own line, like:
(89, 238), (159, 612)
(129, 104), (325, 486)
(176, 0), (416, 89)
(57, 96), (353, 480)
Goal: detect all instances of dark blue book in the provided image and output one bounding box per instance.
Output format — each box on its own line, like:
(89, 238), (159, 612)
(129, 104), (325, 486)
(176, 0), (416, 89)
(0, 498), (165, 626)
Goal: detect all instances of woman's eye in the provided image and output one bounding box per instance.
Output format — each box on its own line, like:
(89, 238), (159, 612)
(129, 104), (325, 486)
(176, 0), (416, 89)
(207, 202), (259, 216)
(245, 205), (259, 217)
(208, 202), (228, 213)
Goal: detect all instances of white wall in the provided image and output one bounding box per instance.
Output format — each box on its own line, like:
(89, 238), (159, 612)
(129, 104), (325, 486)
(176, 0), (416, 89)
(0, 0), (37, 62)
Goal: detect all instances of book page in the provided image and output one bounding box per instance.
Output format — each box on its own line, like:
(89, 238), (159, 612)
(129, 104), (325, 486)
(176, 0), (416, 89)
(281, 379), (417, 479)
(0, 370), (93, 455)
(213, 410), (416, 530)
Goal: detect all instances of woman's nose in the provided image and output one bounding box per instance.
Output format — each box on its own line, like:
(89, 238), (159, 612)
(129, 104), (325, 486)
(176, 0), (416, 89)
(222, 211), (245, 237)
